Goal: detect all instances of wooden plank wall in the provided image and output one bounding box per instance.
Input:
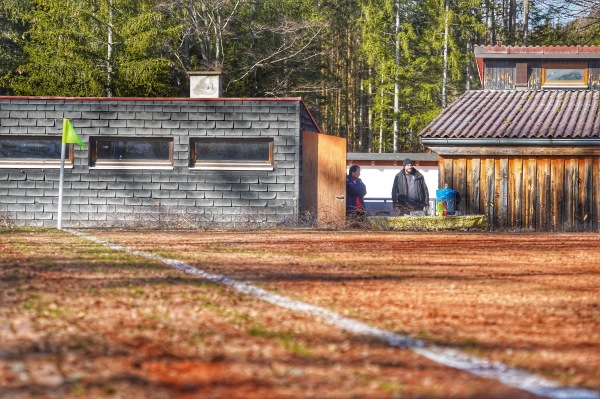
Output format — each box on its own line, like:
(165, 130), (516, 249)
(301, 131), (346, 228)
(483, 60), (516, 90)
(590, 61), (600, 90)
(439, 156), (599, 231)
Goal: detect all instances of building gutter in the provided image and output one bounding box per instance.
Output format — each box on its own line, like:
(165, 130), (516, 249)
(420, 138), (600, 146)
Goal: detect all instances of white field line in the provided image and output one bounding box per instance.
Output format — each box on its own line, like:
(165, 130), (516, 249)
(67, 229), (600, 399)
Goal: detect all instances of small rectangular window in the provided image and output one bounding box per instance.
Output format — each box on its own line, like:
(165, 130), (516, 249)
(191, 138), (274, 170)
(542, 63), (588, 87)
(90, 137), (173, 169)
(0, 136), (73, 168)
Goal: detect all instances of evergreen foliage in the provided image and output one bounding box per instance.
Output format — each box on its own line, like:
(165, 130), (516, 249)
(1, 0), (598, 151)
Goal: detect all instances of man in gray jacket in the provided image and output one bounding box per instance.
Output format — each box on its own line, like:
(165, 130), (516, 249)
(391, 158), (429, 214)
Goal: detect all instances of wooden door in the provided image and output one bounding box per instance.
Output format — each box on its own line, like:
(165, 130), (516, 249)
(301, 131), (347, 228)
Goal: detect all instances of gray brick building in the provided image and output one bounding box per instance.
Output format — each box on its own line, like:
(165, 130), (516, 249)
(0, 97), (321, 227)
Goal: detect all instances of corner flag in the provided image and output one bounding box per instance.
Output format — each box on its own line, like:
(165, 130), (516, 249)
(57, 118), (85, 229)
(62, 118), (85, 149)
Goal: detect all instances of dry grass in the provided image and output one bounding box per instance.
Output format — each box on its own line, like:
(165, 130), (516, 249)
(1, 228), (599, 398)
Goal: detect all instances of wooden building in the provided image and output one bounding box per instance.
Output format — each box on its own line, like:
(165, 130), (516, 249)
(421, 45), (600, 231)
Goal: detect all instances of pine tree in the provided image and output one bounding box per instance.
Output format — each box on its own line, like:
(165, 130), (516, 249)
(0, 0), (29, 94)
(13, 0), (178, 97)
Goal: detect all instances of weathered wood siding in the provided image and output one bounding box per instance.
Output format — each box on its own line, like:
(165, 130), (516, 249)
(591, 61), (600, 90)
(528, 60), (542, 89)
(485, 60), (600, 90)
(439, 155), (599, 231)
(484, 60), (516, 90)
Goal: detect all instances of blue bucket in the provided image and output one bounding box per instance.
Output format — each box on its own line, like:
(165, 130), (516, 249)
(436, 188), (458, 215)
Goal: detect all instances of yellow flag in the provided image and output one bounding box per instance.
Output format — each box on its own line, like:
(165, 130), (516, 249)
(62, 118), (85, 149)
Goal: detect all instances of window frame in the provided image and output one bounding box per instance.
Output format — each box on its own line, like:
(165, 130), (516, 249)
(0, 136), (73, 168)
(190, 137), (275, 171)
(90, 137), (174, 169)
(541, 63), (588, 88)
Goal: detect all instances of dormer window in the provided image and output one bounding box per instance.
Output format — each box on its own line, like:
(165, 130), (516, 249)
(542, 63), (588, 88)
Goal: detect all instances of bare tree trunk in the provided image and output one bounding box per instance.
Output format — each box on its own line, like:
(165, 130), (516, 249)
(200, 3), (212, 66)
(379, 79), (384, 153)
(215, 13), (221, 65)
(358, 65), (364, 152)
(250, 0), (257, 96)
(466, 41), (472, 90)
(345, 32), (351, 148)
(106, 0), (114, 97)
(509, 0), (517, 42)
(442, 0), (449, 109)
(502, 0), (508, 35)
(522, 0), (530, 45)
(368, 67), (373, 153)
(178, 0), (190, 71)
(490, 0), (497, 44)
(393, 0), (400, 153)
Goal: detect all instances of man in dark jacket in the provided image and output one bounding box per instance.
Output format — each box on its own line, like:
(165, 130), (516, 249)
(391, 158), (429, 214)
(346, 164), (367, 216)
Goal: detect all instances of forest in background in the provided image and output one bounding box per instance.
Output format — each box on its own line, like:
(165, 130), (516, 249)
(1, 0), (599, 152)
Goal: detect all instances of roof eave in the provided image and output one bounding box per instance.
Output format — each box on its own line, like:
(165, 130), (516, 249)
(421, 138), (600, 146)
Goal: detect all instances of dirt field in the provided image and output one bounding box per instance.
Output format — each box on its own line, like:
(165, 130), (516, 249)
(1, 228), (599, 398)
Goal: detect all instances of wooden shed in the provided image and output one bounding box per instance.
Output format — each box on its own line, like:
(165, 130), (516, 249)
(421, 46), (600, 231)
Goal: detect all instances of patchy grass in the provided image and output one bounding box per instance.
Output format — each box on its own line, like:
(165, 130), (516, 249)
(2, 228), (599, 399)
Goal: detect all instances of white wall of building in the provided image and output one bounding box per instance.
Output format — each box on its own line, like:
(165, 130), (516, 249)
(354, 165), (439, 200)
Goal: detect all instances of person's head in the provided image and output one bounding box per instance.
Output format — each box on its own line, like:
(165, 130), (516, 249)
(349, 164), (361, 178)
(403, 159), (414, 173)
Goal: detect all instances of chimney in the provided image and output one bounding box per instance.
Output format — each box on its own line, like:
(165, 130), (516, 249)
(188, 71), (222, 98)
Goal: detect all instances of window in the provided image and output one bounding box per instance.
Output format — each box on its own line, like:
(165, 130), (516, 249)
(0, 136), (72, 168)
(191, 138), (274, 170)
(542, 63), (588, 88)
(90, 137), (173, 169)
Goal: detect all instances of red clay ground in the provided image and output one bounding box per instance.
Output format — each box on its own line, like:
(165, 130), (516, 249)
(1, 228), (599, 398)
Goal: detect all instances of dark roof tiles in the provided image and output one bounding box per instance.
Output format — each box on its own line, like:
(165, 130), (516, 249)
(421, 90), (600, 140)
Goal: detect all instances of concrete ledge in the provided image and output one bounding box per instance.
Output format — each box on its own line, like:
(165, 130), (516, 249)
(368, 215), (489, 231)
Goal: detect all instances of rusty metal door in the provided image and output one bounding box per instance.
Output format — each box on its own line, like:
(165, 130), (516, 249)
(301, 131), (347, 228)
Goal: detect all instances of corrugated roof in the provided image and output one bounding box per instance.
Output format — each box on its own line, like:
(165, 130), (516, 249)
(421, 90), (600, 140)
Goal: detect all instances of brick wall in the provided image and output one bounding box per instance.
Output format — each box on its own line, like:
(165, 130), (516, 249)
(0, 97), (320, 227)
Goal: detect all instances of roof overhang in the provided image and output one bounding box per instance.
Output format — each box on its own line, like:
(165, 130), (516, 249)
(347, 152), (438, 162)
(421, 138), (600, 156)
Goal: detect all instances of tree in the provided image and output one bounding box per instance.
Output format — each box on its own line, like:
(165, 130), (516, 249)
(13, 0), (178, 97)
(0, 0), (30, 95)
(224, 0), (326, 98)
(356, 0), (484, 152)
(2, 0), (599, 152)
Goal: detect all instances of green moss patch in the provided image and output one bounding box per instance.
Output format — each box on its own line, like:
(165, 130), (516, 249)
(368, 215), (488, 231)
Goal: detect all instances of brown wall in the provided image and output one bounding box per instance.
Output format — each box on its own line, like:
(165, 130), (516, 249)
(301, 131), (346, 228)
(484, 59), (600, 90)
(439, 155), (600, 231)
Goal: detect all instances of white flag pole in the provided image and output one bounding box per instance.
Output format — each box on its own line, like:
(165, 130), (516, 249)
(57, 141), (66, 230)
